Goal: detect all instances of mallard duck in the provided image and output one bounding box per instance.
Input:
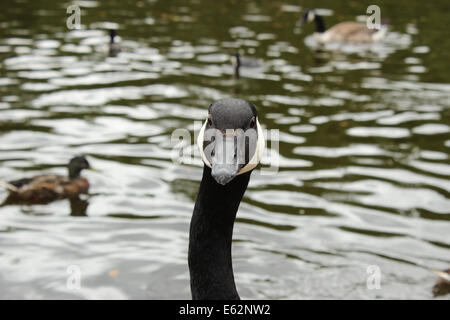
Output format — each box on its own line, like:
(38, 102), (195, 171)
(0, 156), (91, 204)
(297, 9), (387, 44)
(108, 29), (121, 57)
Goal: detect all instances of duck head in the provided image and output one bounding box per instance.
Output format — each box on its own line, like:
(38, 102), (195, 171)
(68, 156), (91, 179)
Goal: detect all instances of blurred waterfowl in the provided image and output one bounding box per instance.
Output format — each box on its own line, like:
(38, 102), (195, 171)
(432, 269), (450, 297)
(230, 53), (261, 79)
(0, 156), (91, 205)
(297, 9), (387, 44)
(189, 98), (265, 300)
(69, 196), (89, 217)
(108, 29), (121, 57)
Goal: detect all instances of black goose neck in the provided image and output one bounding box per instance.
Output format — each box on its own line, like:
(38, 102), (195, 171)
(314, 14), (326, 33)
(109, 31), (115, 44)
(189, 165), (251, 300)
(233, 63), (240, 79)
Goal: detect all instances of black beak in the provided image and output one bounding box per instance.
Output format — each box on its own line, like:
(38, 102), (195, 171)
(210, 131), (245, 185)
(212, 164), (237, 185)
(297, 17), (306, 28)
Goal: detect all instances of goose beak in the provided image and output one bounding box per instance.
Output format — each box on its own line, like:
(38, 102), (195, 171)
(210, 132), (243, 185)
(297, 19), (305, 27)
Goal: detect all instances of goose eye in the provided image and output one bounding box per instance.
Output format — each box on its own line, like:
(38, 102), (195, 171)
(249, 117), (256, 129)
(207, 116), (212, 127)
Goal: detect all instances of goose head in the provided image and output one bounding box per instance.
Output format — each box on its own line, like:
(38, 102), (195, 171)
(297, 9), (317, 27)
(197, 98), (265, 185)
(230, 53), (241, 69)
(109, 29), (117, 43)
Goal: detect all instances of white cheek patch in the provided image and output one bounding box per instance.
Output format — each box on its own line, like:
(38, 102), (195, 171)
(238, 118), (265, 174)
(307, 11), (315, 22)
(197, 120), (212, 168)
(197, 117), (265, 175)
(230, 56), (238, 67)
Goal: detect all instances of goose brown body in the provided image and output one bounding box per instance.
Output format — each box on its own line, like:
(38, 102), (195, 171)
(298, 9), (387, 44)
(432, 269), (450, 297)
(320, 21), (379, 43)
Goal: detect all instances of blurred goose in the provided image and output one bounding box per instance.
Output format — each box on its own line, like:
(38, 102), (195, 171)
(108, 29), (121, 57)
(432, 269), (450, 297)
(0, 156), (91, 204)
(230, 53), (261, 79)
(297, 9), (387, 44)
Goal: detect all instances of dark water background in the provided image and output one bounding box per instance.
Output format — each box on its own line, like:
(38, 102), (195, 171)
(0, 0), (449, 299)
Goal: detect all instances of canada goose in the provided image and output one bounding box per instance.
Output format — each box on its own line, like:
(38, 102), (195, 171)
(230, 53), (261, 79)
(189, 98), (265, 300)
(432, 269), (450, 297)
(108, 29), (121, 57)
(0, 156), (91, 204)
(297, 9), (387, 44)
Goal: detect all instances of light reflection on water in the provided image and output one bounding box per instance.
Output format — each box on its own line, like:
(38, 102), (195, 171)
(0, 0), (449, 299)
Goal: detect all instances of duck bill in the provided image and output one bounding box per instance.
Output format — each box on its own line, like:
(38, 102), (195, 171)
(210, 132), (244, 186)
